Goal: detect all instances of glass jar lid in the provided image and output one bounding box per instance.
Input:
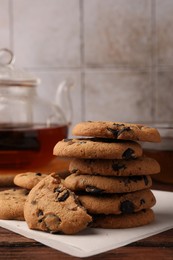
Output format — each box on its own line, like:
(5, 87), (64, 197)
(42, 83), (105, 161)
(0, 48), (40, 87)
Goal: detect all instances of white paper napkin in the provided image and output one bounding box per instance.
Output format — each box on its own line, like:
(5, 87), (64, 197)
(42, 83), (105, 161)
(0, 190), (173, 258)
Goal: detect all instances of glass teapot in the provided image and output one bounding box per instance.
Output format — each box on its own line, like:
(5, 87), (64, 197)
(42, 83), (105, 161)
(0, 48), (72, 174)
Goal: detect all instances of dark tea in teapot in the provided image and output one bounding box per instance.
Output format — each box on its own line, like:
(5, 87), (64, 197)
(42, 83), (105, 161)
(0, 123), (68, 170)
(0, 49), (72, 182)
(142, 124), (173, 184)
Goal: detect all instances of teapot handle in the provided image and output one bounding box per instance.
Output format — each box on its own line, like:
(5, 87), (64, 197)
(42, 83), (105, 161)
(55, 80), (73, 125)
(0, 48), (15, 66)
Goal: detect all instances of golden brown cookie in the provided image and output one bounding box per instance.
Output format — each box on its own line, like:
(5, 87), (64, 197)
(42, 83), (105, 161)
(91, 209), (155, 228)
(64, 173), (152, 194)
(53, 138), (143, 159)
(14, 172), (48, 190)
(78, 189), (156, 215)
(24, 173), (92, 234)
(72, 121), (161, 142)
(69, 157), (160, 176)
(0, 188), (29, 220)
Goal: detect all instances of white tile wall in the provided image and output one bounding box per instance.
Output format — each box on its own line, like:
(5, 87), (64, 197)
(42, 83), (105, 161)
(0, 0), (10, 48)
(156, 0), (173, 66)
(84, 70), (153, 122)
(0, 0), (173, 132)
(84, 0), (152, 67)
(13, 0), (81, 68)
(156, 70), (173, 122)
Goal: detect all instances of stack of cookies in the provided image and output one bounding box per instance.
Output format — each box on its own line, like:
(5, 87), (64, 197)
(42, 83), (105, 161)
(53, 121), (161, 229)
(0, 121), (161, 235)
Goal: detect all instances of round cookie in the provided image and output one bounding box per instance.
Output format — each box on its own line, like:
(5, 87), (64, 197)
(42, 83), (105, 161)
(0, 188), (29, 220)
(91, 209), (155, 229)
(72, 121), (161, 143)
(53, 138), (142, 160)
(78, 189), (156, 215)
(24, 173), (92, 235)
(69, 157), (160, 176)
(64, 173), (152, 194)
(14, 172), (48, 190)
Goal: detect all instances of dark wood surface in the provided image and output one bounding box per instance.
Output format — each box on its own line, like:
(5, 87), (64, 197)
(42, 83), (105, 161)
(0, 181), (173, 260)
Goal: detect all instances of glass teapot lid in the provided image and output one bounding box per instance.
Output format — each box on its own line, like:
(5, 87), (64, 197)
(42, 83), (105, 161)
(0, 48), (40, 87)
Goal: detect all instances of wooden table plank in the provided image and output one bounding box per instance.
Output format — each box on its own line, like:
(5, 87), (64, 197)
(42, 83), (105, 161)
(0, 231), (173, 260)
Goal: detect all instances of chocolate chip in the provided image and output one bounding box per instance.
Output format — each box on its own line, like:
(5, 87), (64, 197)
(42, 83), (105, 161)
(79, 141), (87, 144)
(43, 213), (61, 233)
(120, 200), (135, 213)
(107, 128), (119, 138)
(143, 176), (149, 186)
(112, 163), (126, 171)
(57, 190), (69, 202)
(54, 187), (63, 193)
(71, 168), (78, 173)
(52, 176), (61, 185)
(36, 172), (42, 176)
(85, 185), (104, 194)
(117, 127), (131, 137)
(120, 176), (143, 186)
(24, 190), (30, 196)
(107, 125), (131, 138)
(122, 148), (135, 159)
(140, 199), (145, 205)
(37, 209), (43, 217)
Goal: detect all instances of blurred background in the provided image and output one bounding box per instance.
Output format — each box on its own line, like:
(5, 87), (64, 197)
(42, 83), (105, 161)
(0, 0), (173, 132)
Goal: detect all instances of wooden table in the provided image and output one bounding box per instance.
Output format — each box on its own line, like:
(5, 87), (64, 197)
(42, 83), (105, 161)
(0, 181), (173, 260)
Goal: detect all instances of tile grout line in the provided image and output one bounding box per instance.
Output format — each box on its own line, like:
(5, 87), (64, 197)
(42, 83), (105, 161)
(79, 0), (86, 121)
(8, 0), (14, 51)
(151, 0), (158, 123)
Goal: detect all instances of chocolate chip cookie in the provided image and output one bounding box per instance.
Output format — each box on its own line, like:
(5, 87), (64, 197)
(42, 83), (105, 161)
(72, 121), (161, 142)
(64, 173), (152, 194)
(53, 138), (142, 159)
(14, 172), (47, 190)
(24, 173), (92, 234)
(0, 188), (29, 220)
(91, 209), (155, 228)
(78, 189), (156, 215)
(69, 157), (160, 176)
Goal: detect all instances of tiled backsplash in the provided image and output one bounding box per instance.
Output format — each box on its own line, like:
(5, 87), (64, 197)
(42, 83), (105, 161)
(0, 0), (173, 135)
